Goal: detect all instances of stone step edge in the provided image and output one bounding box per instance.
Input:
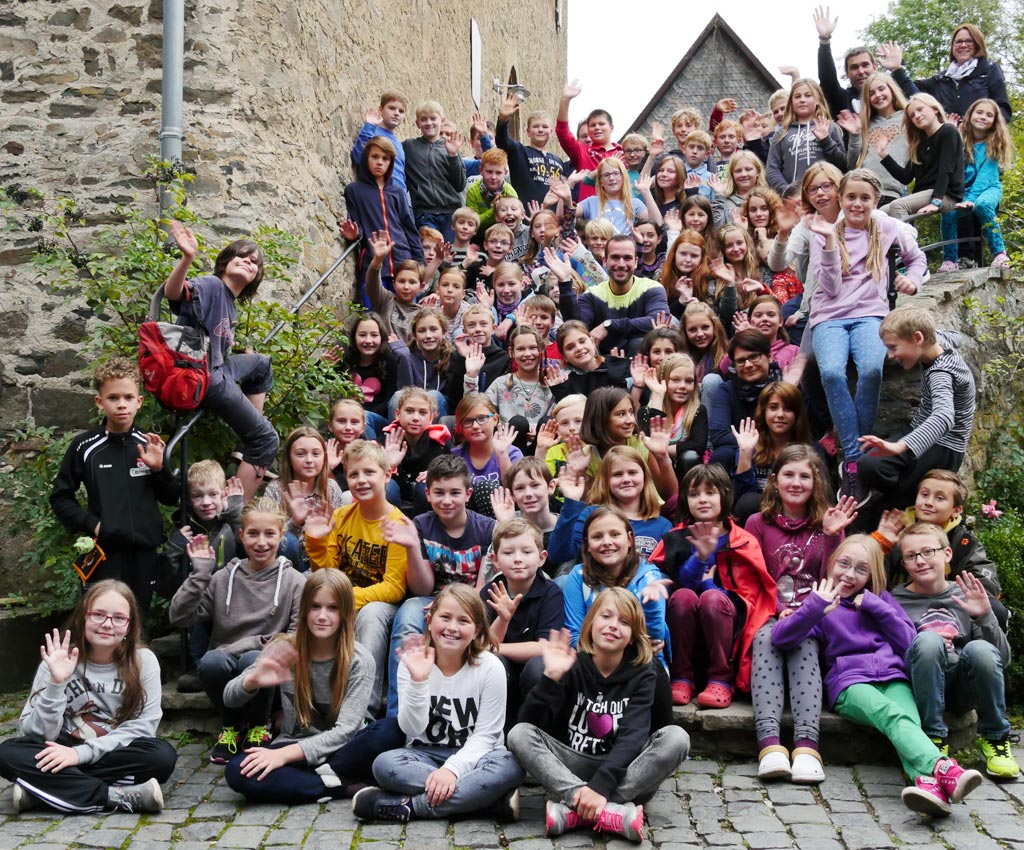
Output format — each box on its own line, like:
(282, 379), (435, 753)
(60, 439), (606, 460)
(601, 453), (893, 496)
(158, 685), (978, 762)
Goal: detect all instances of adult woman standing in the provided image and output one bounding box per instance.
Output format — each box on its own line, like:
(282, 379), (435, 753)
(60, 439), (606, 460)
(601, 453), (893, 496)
(880, 25), (1011, 124)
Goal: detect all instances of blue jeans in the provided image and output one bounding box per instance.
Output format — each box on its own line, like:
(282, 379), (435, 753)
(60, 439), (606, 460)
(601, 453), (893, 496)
(278, 533), (309, 572)
(811, 317), (885, 462)
(372, 745), (523, 818)
(905, 631), (1010, 742)
(386, 596), (434, 717)
(414, 212), (455, 243)
(224, 718), (405, 804)
(364, 411), (388, 442)
(355, 602), (398, 717)
(940, 187), (1004, 261)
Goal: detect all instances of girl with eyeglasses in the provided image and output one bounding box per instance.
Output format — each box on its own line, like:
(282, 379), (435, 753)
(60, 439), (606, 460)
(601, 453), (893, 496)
(0, 581), (176, 814)
(452, 393), (523, 518)
(745, 445), (858, 784)
(772, 535), (983, 817)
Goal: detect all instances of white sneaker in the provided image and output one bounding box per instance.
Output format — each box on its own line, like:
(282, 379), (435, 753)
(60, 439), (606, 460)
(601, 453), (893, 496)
(757, 746), (792, 781)
(791, 748), (825, 784)
(12, 784), (40, 813)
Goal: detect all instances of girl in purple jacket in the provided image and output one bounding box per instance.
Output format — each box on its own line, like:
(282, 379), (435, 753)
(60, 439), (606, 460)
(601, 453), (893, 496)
(772, 535), (982, 817)
(745, 445), (857, 784)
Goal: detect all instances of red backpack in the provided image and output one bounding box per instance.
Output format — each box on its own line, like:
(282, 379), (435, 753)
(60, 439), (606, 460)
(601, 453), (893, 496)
(138, 286), (211, 411)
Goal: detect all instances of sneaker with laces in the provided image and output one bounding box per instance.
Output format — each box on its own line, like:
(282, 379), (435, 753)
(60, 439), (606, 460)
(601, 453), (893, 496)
(11, 784), (40, 813)
(351, 786), (413, 822)
(545, 800), (591, 836)
(978, 736), (1022, 779)
(933, 757), (983, 803)
(245, 725), (271, 747)
(594, 802), (645, 843)
(210, 727), (240, 764)
(106, 778), (164, 813)
(839, 462), (857, 500)
(901, 776), (951, 816)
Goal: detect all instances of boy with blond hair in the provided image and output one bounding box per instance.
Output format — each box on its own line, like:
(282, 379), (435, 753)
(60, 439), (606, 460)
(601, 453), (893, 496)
(50, 357), (177, 615)
(496, 94), (564, 205)
(450, 206), (480, 266)
(403, 100), (466, 241)
(858, 306), (976, 511)
(304, 439), (419, 715)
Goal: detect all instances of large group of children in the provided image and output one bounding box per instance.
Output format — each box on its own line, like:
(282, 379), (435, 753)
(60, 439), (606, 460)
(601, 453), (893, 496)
(2, 11), (1017, 837)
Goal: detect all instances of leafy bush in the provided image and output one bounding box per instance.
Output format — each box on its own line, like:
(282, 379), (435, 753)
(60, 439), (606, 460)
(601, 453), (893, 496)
(3, 161), (360, 611)
(974, 421), (1024, 707)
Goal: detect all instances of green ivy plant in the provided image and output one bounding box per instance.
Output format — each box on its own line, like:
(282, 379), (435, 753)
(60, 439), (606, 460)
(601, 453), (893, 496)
(3, 160), (360, 612)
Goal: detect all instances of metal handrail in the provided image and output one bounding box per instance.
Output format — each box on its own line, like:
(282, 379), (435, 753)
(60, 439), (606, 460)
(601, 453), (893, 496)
(162, 240), (360, 476)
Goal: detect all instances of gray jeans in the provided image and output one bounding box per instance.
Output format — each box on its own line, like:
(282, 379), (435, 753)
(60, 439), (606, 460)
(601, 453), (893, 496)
(355, 602), (398, 717)
(507, 722), (689, 805)
(372, 745), (523, 818)
(751, 621), (821, 746)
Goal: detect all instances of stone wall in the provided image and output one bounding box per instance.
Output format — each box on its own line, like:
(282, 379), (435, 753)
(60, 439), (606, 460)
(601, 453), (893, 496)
(875, 267), (1024, 490)
(0, 0), (568, 429)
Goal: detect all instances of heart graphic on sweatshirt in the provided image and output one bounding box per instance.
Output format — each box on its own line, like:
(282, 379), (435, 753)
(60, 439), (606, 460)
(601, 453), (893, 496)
(354, 375), (381, 403)
(587, 711), (614, 738)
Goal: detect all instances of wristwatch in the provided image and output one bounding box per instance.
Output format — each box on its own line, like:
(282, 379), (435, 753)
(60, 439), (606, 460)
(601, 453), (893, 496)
(602, 319), (612, 329)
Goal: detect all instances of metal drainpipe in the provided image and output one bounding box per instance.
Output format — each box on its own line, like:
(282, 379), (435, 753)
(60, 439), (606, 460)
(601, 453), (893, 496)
(159, 0), (185, 217)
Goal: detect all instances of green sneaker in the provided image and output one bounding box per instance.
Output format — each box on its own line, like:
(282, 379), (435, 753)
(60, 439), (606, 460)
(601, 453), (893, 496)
(978, 736), (1021, 780)
(245, 725), (271, 747)
(930, 737), (949, 758)
(210, 727), (239, 764)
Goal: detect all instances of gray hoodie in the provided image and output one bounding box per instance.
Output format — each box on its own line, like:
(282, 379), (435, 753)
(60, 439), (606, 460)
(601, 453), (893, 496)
(846, 112), (910, 200)
(169, 555), (305, 656)
(892, 582), (1009, 665)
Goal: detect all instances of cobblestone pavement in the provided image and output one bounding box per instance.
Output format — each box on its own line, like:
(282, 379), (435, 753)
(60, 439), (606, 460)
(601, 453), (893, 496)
(1, 724), (1023, 850)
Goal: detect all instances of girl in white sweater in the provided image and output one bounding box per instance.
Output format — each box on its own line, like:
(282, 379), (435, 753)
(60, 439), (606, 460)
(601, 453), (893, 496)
(0, 581), (176, 814)
(352, 584), (523, 822)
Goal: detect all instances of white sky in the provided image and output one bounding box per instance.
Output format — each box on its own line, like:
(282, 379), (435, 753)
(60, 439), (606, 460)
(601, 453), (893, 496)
(565, 0), (894, 132)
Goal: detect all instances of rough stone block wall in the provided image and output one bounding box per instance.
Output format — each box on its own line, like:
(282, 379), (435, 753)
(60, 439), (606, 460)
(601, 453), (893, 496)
(0, 0), (568, 429)
(636, 35), (779, 138)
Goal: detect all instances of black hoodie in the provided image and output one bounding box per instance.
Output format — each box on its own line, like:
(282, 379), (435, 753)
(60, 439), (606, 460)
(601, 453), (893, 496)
(518, 647), (656, 798)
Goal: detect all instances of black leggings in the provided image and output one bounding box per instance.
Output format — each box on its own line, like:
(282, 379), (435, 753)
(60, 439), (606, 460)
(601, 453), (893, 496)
(0, 736), (177, 813)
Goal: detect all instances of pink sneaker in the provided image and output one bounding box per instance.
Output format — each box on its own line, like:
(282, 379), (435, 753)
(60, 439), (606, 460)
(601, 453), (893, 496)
(594, 802), (645, 843)
(901, 776), (951, 816)
(545, 800), (591, 836)
(937, 260), (959, 273)
(933, 757), (983, 803)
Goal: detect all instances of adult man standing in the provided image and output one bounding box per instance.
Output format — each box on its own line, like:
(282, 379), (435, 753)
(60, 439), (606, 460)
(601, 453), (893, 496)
(557, 235), (669, 355)
(814, 7), (878, 117)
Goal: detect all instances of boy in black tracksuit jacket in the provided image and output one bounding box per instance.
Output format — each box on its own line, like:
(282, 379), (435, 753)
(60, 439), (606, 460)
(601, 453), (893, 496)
(49, 359), (178, 615)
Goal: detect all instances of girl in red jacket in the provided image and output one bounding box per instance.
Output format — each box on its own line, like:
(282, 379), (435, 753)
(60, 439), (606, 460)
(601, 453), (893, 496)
(651, 464), (776, 708)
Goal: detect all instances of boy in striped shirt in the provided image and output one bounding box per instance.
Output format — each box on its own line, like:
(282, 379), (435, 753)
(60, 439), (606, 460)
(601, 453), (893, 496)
(857, 305), (976, 512)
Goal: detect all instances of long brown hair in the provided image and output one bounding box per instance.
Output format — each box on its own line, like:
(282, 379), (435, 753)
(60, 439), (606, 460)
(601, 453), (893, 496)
(64, 580), (145, 725)
(581, 506), (639, 589)
(587, 446), (662, 520)
(656, 353), (701, 436)
(779, 79), (832, 134)
(661, 231), (712, 302)
(425, 584), (496, 663)
(279, 426), (330, 505)
(759, 443), (831, 527)
(962, 98), (1014, 169)
(291, 570), (356, 729)
(409, 306), (453, 374)
(682, 301), (728, 374)
(753, 381), (812, 467)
